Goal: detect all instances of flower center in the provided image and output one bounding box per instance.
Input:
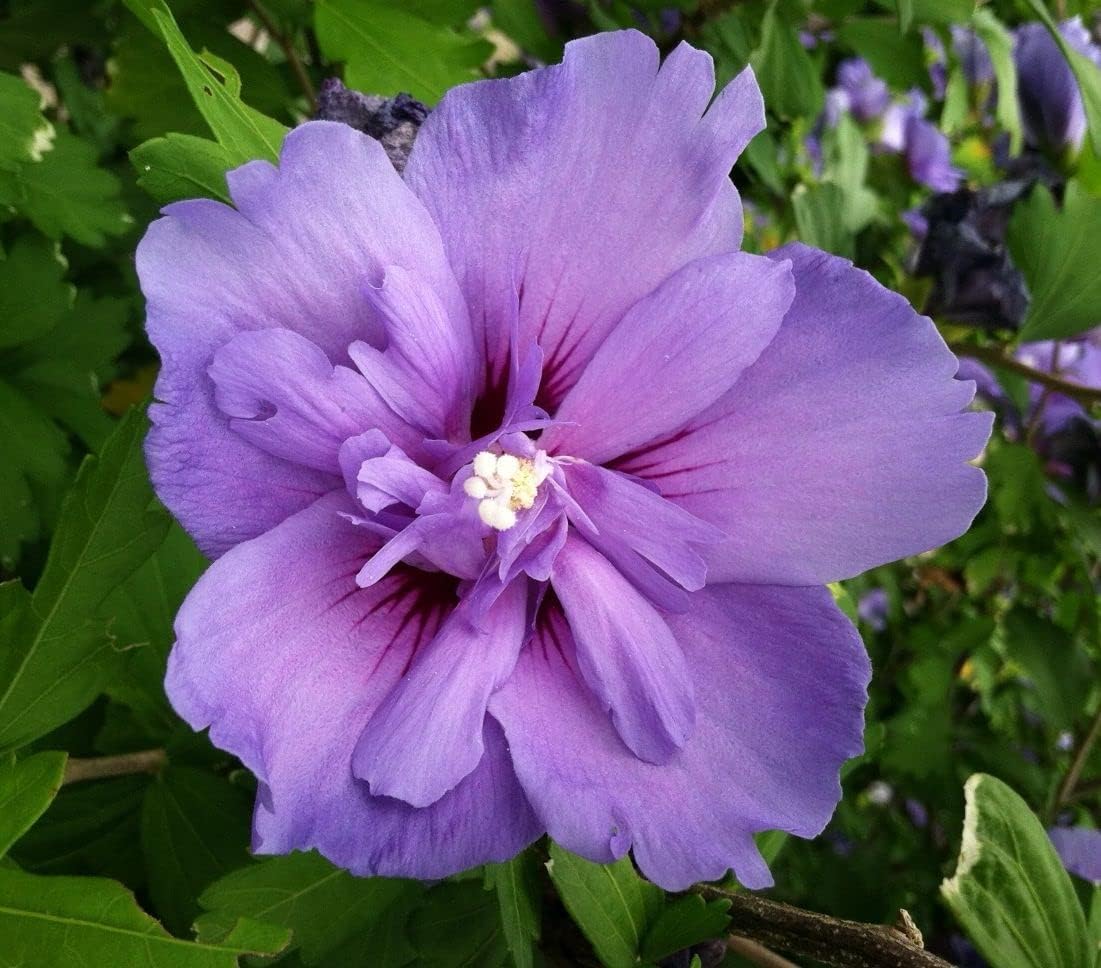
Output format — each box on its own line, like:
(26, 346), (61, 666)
(462, 450), (548, 531)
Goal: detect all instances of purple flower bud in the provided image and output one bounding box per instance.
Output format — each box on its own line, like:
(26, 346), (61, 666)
(905, 116), (963, 192)
(952, 26), (995, 85)
(857, 588), (889, 632)
(835, 58), (891, 122)
(315, 79), (427, 173)
(1015, 18), (1101, 155)
(905, 798), (929, 829)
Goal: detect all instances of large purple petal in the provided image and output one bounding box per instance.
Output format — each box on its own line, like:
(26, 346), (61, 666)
(166, 491), (539, 878)
(543, 252), (794, 463)
(490, 584), (869, 890)
(615, 244), (992, 585)
(140, 121), (469, 557)
(349, 263), (477, 441)
(404, 31), (764, 405)
(352, 578), (529, 808)
(549, 535), (695, 765)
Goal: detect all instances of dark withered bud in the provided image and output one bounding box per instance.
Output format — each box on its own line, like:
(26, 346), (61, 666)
(315, 78), (428, 173)
(909, 157), (1059, 331)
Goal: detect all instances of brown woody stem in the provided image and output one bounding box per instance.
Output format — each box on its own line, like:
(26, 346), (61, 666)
(701, 888), (954, 968)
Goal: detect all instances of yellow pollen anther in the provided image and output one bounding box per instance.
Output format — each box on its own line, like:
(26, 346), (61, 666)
(465, 450), (548, 531)
(508, 460), (539, 511)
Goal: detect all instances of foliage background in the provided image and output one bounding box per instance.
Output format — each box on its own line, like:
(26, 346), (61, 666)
(0, 0), (1099, 965)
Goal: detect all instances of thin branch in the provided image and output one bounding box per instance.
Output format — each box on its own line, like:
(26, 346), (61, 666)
(1069, 776), (1101, 803)
(949, 341), (1101, 407)
(728, 936), (801, 968)
(700, 888), (954, 968)
(1052, 705), (1101, 816)
(63, 748), (167, 785)
(247, 0), (316, 108)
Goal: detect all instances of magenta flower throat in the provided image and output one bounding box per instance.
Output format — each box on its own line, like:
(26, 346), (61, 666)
(139, 30), (991, 890)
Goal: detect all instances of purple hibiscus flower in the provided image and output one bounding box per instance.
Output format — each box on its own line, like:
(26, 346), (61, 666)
(139, 31), (990, 889)
(1015, 17), (1101, 156)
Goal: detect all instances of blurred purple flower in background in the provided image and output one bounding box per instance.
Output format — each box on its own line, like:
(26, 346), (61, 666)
(1049, 826), (1101, 883)
(1015, 18), (1101, 156)
(857, 588), (889, 632)
(905, 113), (964, 192)
(139, 31), (990, 889)
(835, 58), (891, 122)
(815, 60), (961, 191)
(965, 329), (1101, 498)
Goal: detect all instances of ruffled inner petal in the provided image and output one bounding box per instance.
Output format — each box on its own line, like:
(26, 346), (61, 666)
(352, 578), (530, 808)
(550, 534), (695, 764)
(209, 328), (417, 473)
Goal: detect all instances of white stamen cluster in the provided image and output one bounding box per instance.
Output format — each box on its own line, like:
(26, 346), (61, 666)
(463, 450), (544, 531)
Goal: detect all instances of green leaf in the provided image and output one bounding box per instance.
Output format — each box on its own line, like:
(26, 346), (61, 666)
(971, 11), (1022, 154)
(0, 70), (53, 171)
(0, 751), (66, 857)
(0, 234), (72, 350)
(1021, 0), (1101, 157)
(1008, 182), (1101, 341)
(838, 18), (928, 91)
(131, 133), (232, 205)
(792, 182), (855, 259)
(4, 291), (131, 450)
(410, 880), (508, 967)
(102, 523), (206, 739)
(0, 379), (70, 567)
(640, 894), (731, 962)
(546, 843), (663, 968)
(896, 0), (913, 33)
(141, 766), (253, 935)
(315, 0), (492, 105)
(12, 774), (149, 885)
(750, 0), (823, 120)
(873, 0), (975, 24)
(199, 850), (420, 965)
(491, 0), (563, 63)
(0, 0), (106, 72)
(0, 868), (289, 966)
(941, 65), (970, 134)
(823, 116), (879, 232)
(941, 773), (1093, 968)
(0, 130), (131, 247)
(1002, 610), (1093, 731)
(0, 408), (170, 752)
(485, 849), (542, 968)
(123, 0), (288, 166)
